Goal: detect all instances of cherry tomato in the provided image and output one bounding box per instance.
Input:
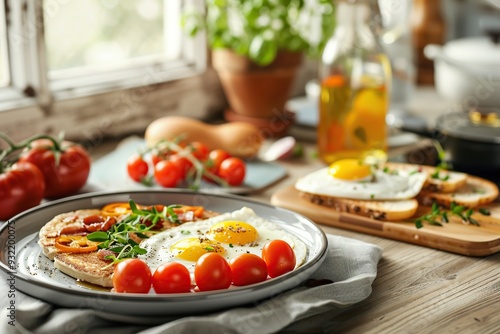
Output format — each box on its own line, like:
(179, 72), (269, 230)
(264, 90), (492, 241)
(229, 253), (268, 286)
(112, 259), (152, 293)
(208, 149), (232, 172)
(127, 154), (149, 182)
(19, 141), (91, 199)
(189, 141), (209, 160)
(218, 157), (246, 186)
(168, 154), (193, 180)
(261, 240), (296, 278)
(152, 262), (191, 293)
(154, 160), (182, 188)
(194, 253), (232, 291)
(0, 162), (45, 220)
(151, 153), (162, 166)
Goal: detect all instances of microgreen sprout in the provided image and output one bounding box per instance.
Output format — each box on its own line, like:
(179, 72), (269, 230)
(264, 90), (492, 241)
(87, 199), (182, 268)
(414, 201), (490, 229)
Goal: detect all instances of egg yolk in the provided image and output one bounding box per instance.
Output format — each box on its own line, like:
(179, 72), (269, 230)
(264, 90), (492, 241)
(171, 237), (225, 261)
(328, 159), (372, 180)
(209, 221), (258, 246)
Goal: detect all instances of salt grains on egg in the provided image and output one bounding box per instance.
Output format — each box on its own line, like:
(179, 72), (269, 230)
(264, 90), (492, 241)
(138, 207), (307, 277)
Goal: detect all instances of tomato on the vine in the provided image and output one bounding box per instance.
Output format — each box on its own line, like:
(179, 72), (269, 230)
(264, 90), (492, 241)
(208, 149), (232, 173)
(127, 154), (149, 182)
(189, 141), (209, 161)
(19, 141), (91, 199)
(218, 157), (246, 186)
(154, 160), (182, 188)
(194, 253), (232, 291)
(112, 259), (152, 293)
(262, 240), (296, 278)
(0, 162), (45, 220)
(168, 154), (193, 179)
(152, 262), (192, 294)
(229, 253), (268, 286)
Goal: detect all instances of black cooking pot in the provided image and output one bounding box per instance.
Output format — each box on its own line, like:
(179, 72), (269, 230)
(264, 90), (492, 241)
(399, 110), (500, 175)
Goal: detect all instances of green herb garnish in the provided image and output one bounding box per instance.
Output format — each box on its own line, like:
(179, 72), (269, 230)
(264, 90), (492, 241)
(414, 201), (483, 229)
(430, 167), (450, 181)
(87, 200), (182, 268)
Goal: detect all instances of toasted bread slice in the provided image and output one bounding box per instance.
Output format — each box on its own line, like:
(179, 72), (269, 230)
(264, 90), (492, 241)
(54, 252), (115, 287)
(384, 162), (468, 193)
(299, 191), (418, 221)
(417, 175), (499, 208)
(39, 207), (220, 287)
(38, 209), (100, 260)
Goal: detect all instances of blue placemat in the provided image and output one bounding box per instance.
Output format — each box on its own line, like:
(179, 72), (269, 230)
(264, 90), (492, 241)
(86, 137), (287, 195)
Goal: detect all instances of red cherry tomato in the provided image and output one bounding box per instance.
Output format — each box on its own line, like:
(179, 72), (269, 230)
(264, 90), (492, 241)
(168, 154), (193, 180)
(0, 162), (45, 220)
(152, 262), (191, 294)
(218, 157), (246, 186)
(189, 141), (209, 160)
(19, 141), (91, 199)
(112, 259), (152, 293)
(261, 240), (296, 278)
(194, 253), (232, 291)
(208, 149), (232, 173)
(229, 253), (268, 286)
(154, 160), (182, 188)
(127, 154), (149, 182)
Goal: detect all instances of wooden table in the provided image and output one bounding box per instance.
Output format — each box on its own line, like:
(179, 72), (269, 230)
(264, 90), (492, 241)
(92, 135), (500, 334)
(266, 146), (500, 333)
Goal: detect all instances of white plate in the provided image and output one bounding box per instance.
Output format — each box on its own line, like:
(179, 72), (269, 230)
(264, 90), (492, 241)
(0, 190), (327, 316)
(86, 137), (288, 195)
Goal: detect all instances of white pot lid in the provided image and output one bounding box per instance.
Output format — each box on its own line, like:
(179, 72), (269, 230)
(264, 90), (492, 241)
(443, 37), (500, 65)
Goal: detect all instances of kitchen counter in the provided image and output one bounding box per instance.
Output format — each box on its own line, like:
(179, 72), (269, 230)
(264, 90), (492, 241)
(87, 130), (499, 333)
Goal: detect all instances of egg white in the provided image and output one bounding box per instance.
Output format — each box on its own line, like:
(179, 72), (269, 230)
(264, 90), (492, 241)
(138, 207), (307, 277)
(295, 167), (427, 200)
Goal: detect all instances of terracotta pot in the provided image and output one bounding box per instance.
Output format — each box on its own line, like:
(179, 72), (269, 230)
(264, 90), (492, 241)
(212, 49), (302, 137)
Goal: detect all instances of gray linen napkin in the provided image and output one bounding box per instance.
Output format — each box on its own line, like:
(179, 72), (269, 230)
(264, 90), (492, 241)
(1, 234), (382, 334)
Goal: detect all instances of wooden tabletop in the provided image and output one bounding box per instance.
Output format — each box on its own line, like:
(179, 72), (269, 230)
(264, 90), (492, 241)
(91, 135), (500, 333)
(251, 142), (500, 334)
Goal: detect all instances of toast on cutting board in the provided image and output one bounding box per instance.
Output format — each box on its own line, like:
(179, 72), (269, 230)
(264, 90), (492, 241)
(295, 161), (499, 222)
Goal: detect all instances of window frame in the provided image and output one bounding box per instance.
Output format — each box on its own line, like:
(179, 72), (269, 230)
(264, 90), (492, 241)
(0, 0), (208, 131)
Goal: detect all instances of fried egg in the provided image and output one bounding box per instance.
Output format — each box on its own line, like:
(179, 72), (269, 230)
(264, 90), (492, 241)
(295, 159), (427, 200)
(138, 207), (307, 277)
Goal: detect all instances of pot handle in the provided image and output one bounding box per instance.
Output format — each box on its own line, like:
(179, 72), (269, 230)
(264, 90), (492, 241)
(424, 43), (499, 78)
(423, 44), (443, 60)
(391, 114), (436, 139)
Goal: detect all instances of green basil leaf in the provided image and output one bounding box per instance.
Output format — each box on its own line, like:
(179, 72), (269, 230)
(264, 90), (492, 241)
(86, 231), (109, 242)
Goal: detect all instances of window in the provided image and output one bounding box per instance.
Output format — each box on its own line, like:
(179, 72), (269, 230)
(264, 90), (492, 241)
(0, 0), (214, 143)
(0, 1), (8, 88)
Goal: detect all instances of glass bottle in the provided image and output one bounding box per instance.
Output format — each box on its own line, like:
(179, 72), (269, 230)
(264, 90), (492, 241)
(318, 0), (391, 165)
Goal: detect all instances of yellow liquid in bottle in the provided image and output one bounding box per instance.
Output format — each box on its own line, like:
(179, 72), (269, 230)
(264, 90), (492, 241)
(318, 74), (388, 165)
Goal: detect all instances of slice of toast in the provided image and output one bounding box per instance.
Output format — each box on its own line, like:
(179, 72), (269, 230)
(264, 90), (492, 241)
(299, 191), (418, 221)
(39, 207), (219, 287)
(384, 162), (468, 193)
(417, 175), (499, 208)
(54, 252), (115, 287)
(38, 209), (100, 260)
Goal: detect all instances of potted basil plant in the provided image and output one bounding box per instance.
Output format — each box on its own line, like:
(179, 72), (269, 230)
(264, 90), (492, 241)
(183, 0), (335, 137)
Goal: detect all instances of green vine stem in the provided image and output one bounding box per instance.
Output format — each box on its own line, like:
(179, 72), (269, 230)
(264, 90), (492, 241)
(0, 132), (64, 173)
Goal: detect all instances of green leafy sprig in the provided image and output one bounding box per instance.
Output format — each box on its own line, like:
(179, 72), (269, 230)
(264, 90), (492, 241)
(143, 138), (229, 191)
(87, 200), (181, 268)
(415, 202), (490, 229)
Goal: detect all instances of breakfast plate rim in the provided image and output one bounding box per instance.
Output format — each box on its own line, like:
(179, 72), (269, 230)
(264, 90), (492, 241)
(0, 189), (328, 316)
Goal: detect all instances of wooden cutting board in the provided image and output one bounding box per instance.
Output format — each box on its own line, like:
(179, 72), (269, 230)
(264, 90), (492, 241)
(271, 185), (500, 256)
